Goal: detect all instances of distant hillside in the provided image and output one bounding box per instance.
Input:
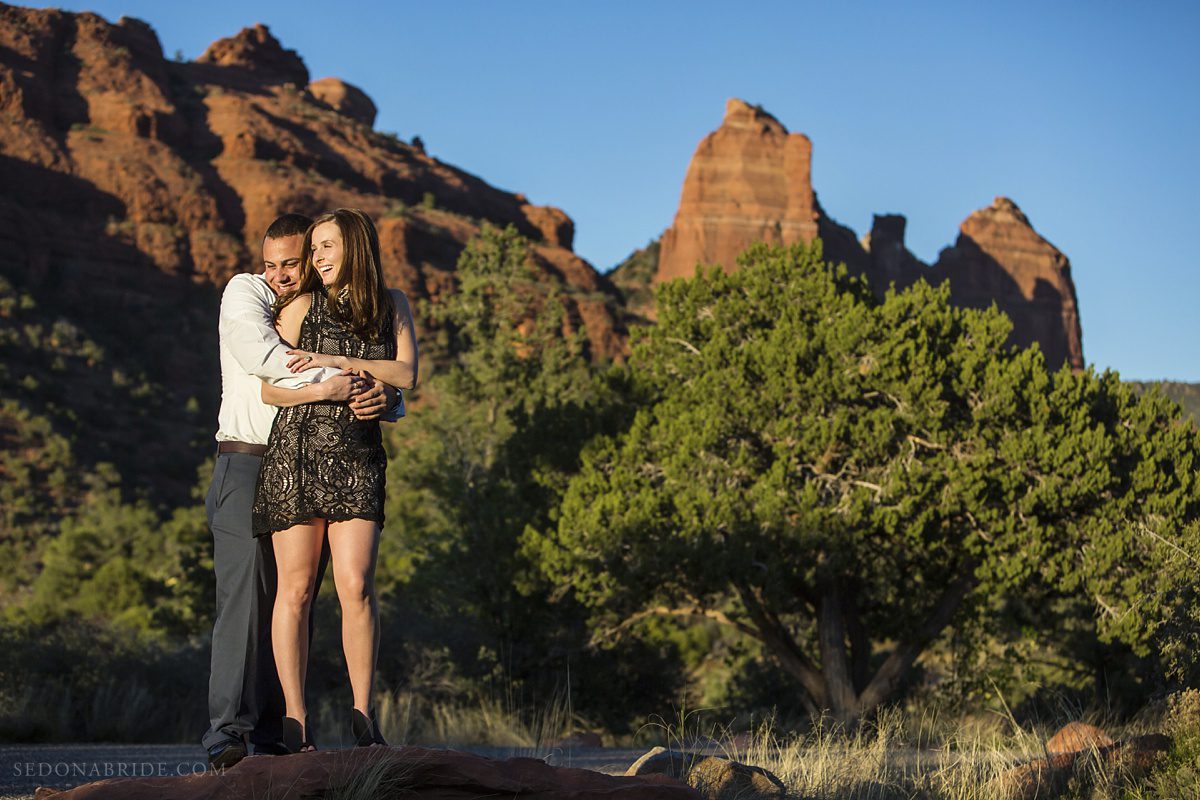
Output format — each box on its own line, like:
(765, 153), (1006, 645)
(0, 272), (210, 596)
(1130, 381), (1200, 423)
(607, 237), (660, 323)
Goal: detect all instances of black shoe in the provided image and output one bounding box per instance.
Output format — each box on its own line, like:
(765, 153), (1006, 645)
(252, 741), (292, 756)
(282, 716), (316, 753)
(207, 737), (247, 770)
(351, 708), (387, 747)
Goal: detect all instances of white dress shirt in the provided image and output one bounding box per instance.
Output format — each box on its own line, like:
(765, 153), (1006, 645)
(214, 274), (337, 445)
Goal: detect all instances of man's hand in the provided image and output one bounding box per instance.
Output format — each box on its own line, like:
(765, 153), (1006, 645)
(316, 369), (362, 402)
(350, 370), (393, 421)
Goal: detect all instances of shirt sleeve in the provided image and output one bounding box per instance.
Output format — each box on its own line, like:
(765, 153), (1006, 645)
(379, 390), (406, 423)
(220, 275), (322, 389)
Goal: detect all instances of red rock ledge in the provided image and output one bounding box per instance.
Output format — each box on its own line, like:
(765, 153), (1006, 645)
(34, 745), (701, 800)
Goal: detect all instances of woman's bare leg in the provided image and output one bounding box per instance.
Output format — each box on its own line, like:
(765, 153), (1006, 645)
(271, 520), (326, 731)
(327, 518), (381, 713)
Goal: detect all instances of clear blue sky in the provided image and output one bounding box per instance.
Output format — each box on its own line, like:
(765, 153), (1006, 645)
(39, 1), (1200, 381)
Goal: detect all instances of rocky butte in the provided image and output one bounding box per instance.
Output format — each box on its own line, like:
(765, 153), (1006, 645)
(653, 98), (1084, 371)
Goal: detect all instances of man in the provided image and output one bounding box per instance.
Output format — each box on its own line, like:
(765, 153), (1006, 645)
(203, 213), (403, 768)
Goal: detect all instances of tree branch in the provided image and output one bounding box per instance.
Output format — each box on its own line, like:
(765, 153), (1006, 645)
(665, 337), (701, 356)
(734, 582), (827, 710)
(856, 572), (975, 713)
(589, 603), (757, 646)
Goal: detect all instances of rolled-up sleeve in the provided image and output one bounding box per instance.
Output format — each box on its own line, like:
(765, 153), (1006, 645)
(220, 275), (324, 389)
(380, 391), (406, 423)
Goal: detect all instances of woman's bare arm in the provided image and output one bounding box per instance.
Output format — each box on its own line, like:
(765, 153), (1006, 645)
(257, 293), (358, 406)
(261, 374), (358, 407)
(287, 290), (418, 390)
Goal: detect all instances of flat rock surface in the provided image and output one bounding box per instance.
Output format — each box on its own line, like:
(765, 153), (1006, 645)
(0, 743), (651, 798)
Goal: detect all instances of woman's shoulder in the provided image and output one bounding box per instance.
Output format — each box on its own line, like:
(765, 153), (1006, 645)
(280, 292), (314, 320)
(388, 288), (412, 313)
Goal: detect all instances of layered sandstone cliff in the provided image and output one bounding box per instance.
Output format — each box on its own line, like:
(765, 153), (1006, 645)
(930, 197), (1083, 371)
(0, 3), (623, 501)
(654, 99), (1084, 370)
(657, 99), (819, 282)
(0, 4), (623, 361)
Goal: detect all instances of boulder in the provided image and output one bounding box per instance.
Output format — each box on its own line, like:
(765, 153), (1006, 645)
(625, 748), (785, 800)
(686, 756), (786, 800)
(308, 76), (377, 127)
(626, 746), (692, 779)
(992, 732), (1170, 799)
(1045, 721), (1114, 755)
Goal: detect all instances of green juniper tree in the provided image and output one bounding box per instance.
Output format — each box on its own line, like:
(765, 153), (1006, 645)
(377, 225), (681, 725)
(527, 241), (1200, 721)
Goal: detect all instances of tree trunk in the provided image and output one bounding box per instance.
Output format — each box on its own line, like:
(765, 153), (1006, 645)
(855, 574), (974, 713)
(735, 582), (826, 714)
(818, 580), (861, 722)
(845, 595), (870, 694)
(735, 572), (975, 724)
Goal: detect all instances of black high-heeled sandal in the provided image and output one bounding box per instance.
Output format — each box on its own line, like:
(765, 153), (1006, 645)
(282, 716), (317, 753)
(351, 709), (387, 747)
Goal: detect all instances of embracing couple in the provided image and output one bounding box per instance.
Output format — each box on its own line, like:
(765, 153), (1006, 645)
(202, 209), (418, 767)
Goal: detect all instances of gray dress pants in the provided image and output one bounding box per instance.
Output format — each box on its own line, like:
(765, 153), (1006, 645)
(202, 452), (327, 750)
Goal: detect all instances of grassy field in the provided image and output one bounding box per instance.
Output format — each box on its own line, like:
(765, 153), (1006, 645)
(322, 689), (1200, 799)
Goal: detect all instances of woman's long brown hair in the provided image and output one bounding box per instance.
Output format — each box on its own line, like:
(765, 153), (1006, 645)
(277, 208), (395, 343)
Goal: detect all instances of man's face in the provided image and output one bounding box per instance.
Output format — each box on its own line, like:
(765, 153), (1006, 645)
(262, 234), (304, 296)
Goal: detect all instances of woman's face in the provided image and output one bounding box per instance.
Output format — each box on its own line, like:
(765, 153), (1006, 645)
(310, 220), (345, 287)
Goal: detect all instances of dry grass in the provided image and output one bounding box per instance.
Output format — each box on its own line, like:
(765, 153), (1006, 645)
(635, 699), (1189, 800)
(322, 750), (419, 800)
(309, 687), (581, 750)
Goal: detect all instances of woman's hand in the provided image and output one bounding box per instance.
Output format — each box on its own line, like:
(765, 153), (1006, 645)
(316, 370), (364, 402)
(286, 349), (345, 373)
(349, 370), (393, 420)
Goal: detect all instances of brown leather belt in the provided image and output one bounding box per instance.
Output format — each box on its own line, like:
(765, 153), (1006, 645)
(217, 441), (267, 457)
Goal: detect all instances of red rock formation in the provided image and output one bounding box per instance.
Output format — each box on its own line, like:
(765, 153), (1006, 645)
(0, 2), (625, 504)
(33, 745), (701, 800)
(931, 197), (1084, 370)
(196, 22), (308, 85)
(0, 3), (623, 363)
(656, 99), (819, 283)
(655, 98), (1085, 370)
(308, 76), (378, 127)
(861, 214), (925, 291)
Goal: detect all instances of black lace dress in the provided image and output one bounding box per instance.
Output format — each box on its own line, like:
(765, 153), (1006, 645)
(252, 289), (395, 536)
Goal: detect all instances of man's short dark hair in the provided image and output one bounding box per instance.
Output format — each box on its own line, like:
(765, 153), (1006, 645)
(264, 213), (314, 241)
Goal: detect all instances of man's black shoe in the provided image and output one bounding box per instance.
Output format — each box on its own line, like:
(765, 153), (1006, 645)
(207, 737), (247, 770)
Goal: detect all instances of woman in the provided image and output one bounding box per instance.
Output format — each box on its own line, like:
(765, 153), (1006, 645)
(252, 208), (418, 752)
